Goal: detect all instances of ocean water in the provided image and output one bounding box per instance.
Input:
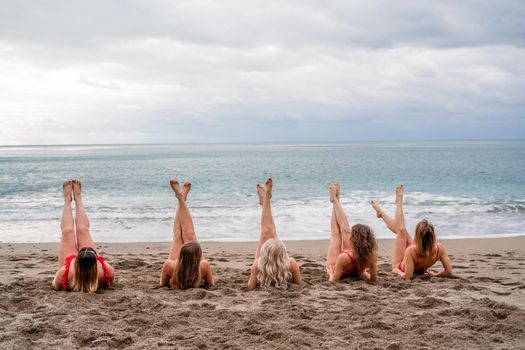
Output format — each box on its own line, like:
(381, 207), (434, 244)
(0, 141), (524, 243)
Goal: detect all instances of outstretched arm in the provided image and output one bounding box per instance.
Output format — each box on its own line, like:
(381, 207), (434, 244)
(289, 258), (301, 284)
(434, 244), (454, 278)
(105, 263), (116, 285)
(201, 260), (215, 286)
(247, 260), (258, 290)
(160, 260), (175, 286)
(362, 259), (378, 284)
(52, 268), (64, 290)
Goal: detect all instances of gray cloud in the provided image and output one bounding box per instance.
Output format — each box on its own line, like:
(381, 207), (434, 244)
(0, 1), (524, 144)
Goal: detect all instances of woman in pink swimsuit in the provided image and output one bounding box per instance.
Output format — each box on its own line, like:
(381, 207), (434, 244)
(160, 179), (214, 289)
(52, 180), (115, 292)
(326, 183), (378, 283)
(371, 185), (454, 280)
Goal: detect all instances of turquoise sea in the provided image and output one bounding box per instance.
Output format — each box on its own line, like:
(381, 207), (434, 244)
(1, 141), (524, 243)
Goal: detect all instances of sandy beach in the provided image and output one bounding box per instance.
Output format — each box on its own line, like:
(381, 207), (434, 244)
(1, 236), (524, 349)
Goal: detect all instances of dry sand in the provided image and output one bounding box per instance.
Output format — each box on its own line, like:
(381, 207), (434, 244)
(1, 237), (524, 349)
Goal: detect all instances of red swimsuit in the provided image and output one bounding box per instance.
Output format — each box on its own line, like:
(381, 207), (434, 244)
(397, 245), (441, 273)
(341, 250), (365, 276)
(61, 254), (111, 291)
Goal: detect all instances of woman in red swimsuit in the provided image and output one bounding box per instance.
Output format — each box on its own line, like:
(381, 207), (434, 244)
(326, 183), (378, 283)
(52, 180), (115, 292)
(371, 185), (454, 280)
(160, 179), (214, 289)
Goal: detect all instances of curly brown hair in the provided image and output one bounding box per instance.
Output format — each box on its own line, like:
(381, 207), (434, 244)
(350, 224), (378, 269)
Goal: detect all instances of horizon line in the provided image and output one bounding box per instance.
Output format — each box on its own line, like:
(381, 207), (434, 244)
(1, 138), (524, 147)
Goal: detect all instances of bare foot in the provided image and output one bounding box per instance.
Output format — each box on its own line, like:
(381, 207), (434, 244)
(396, 185), (404, 204)
(265, 178), (273, 199)
(370, 201), (383, 218)
(329, 183), (338, 203)
(72, 179), (82, 201)
(256, 184), (265, 205)
(182, 182), (191, 201)
(170, 179), (182, 198)
(335, 183), (340, 201)
(63, 180), (73, 202)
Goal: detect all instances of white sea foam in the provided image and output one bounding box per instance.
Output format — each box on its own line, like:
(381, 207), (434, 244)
(1, 191), (524, 243)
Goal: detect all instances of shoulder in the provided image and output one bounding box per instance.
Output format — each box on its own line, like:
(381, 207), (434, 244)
(200, 259), (211, 270)
(53, 265), (69, 290)
(53, 265), (66, 281)
(289, 257), (299, 268)
(336, 252), (351, 265)
(436, 242), (446, 255)
(67, 256), (77, 266)
(405, 245), (418, 258)
(162, 258), (178, 271)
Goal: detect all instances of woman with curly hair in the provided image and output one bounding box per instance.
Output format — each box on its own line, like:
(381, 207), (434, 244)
(371, 185), (454, 280)
(160, 179), (214, 289)
(247, 178), (301, 290)
(326, 183), (378, 283)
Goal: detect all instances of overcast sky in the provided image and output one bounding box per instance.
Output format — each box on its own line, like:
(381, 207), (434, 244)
(0, 1), (524, 144)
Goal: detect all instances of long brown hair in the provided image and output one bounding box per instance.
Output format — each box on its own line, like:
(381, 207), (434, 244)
(177, 241), (202, 290)
(350, 224), (377, 269)
(415, 219), (436, 257)
(71, 247), (99, 293)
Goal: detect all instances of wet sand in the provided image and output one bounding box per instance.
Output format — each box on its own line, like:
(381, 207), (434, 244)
(1, 237), (524, 349)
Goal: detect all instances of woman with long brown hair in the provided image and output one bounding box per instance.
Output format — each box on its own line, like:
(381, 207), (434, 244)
(247, 178), (301, 290)
(326, 183), (378, 283)
(160, 179), (214, 289)
(52, 180), (115, 292)
(371, 185), (454, 280)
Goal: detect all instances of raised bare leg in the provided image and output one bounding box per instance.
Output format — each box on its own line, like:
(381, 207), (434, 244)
(59, 180), (77, 267)
(371, 201), (397, 234)
(327, 183), (342, 267)
(255, 178), (277, 259)
(256, 183), (265, 206)
(170, 180), (197, 243)
(395, 185), (414, 247)
(391, 185), (413, 268)
(168, 181), (193, 260)
(330, 184), (351, 250)
(334, 184), (351, 249)
(181, 182), (191, 202)
(73, 180), (97, 251)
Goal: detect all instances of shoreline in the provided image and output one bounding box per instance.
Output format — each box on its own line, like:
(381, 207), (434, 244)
(3, 235), (524, 254)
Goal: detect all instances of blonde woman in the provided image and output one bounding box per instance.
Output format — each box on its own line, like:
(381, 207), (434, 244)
(248, 178), (301, 290)
(326, 183), (378, 283)
(371, 185), (454, 280)
(160, 179), (214, 289)
(52, 180), (115, 292)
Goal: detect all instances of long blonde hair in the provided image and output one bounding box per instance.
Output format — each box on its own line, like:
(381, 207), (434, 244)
(257, 239), (291, 289)
(71, 247), (99, 293)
